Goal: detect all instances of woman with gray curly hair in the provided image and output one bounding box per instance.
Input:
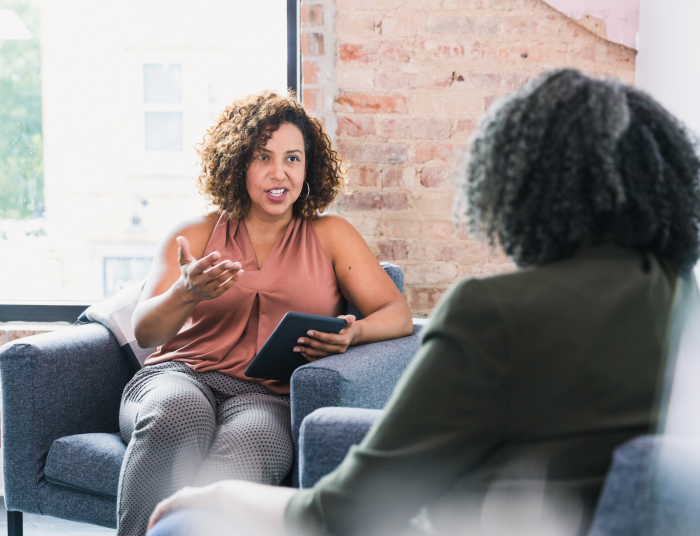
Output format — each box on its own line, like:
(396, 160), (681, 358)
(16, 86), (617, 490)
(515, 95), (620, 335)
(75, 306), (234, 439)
(147, 70), (700, 536)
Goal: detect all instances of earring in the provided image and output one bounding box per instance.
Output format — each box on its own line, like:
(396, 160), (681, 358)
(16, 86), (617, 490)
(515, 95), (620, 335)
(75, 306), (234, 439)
(302, 181), (310, 200)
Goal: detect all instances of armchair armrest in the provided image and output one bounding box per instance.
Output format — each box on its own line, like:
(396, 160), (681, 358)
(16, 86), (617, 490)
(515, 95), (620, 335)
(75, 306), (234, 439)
(0, 323), (136, 514)
(289, 320), (425, 485)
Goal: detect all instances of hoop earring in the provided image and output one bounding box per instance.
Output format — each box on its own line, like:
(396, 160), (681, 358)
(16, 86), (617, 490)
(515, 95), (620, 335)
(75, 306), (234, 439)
(302, 181), (310, 201)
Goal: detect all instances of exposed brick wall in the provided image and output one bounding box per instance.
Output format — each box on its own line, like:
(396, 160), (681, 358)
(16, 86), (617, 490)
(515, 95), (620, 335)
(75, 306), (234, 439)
(302, 0), (636, 316)
(0, 324), (74, 347)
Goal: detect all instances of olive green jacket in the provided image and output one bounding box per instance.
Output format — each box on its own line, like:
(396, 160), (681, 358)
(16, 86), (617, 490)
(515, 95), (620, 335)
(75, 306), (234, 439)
(286, 243), (679, 536)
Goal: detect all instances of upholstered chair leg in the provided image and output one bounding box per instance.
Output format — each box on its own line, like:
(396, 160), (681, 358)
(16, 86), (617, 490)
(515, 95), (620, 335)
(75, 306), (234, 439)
(7, 511), (22, 536)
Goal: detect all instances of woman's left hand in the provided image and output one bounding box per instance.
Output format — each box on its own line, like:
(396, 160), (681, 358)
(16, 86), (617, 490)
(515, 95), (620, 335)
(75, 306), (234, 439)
(294, 314), (357, 361)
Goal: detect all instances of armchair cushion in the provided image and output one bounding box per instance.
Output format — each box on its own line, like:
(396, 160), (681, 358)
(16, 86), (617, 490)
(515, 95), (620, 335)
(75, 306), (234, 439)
(44, 433), (126, 498)
(0, 323), (135, 515)
(298, 407), (381, 489)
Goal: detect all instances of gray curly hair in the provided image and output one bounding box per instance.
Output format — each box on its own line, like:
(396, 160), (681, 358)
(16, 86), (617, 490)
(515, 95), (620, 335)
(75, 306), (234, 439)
(455, 69), (700, 269)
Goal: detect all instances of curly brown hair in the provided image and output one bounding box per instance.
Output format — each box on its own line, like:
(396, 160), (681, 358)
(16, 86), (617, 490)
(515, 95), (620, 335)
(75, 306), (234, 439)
(196, 91), (346, 220)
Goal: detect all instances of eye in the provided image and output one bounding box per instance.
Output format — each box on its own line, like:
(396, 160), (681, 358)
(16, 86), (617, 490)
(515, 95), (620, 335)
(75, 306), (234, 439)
(257, 153), (269, 161)
(288, 155), (300, 162)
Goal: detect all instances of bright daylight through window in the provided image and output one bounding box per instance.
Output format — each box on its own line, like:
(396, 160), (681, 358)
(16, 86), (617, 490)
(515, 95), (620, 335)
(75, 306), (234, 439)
(0, 0), (289, 301)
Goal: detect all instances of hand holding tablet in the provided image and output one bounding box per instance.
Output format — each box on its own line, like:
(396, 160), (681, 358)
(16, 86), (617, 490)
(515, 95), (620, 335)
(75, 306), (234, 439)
(245, 312), (350, 382)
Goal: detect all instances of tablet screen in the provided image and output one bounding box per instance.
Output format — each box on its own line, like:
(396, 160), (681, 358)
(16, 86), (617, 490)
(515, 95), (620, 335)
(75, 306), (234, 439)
(244, 312), (347, 382)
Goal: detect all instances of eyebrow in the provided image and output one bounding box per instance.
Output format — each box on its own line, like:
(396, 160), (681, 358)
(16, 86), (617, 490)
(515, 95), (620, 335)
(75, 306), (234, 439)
(259, 148), (303, 155)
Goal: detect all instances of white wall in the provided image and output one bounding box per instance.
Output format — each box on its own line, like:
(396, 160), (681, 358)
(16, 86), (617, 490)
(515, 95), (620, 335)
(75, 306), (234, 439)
(636, 0), (700, 136)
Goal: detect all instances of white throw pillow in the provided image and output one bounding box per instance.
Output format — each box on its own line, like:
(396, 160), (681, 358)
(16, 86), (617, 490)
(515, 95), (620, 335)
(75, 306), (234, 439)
(78, 283), (155, 368)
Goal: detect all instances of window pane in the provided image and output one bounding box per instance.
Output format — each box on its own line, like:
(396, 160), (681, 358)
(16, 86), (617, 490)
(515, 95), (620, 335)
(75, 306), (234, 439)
(0, 0), (288, 301)
(145, 112), (184, 151)
(104, 257), (152, 298)
(143, 63), (182, 104)
(209, 65), (248, 105)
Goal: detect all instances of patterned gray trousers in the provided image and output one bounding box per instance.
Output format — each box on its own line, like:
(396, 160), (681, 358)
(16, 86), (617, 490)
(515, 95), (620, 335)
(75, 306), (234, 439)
(117, 361), (293, 536)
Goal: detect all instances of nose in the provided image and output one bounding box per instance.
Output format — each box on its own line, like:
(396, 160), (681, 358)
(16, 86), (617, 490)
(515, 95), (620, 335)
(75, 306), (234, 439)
(269, 157), (285, 181)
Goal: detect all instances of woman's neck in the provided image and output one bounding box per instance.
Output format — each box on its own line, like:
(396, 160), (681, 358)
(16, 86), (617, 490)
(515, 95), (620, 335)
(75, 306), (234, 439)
(243, 206), (294, 245)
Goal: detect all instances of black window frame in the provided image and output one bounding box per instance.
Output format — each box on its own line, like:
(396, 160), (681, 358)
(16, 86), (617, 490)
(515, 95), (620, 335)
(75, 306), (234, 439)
(0, 0), (301, 324)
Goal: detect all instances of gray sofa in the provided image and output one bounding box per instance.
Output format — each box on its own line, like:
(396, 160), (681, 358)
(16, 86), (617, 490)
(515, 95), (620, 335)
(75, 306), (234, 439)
(298, 410), (700, 536)
(0, 263), (424, 534)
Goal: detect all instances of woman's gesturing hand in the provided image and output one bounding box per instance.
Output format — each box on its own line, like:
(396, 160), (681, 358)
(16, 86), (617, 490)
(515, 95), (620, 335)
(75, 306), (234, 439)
(176, 236), (243, 304)
(294, 315), (357, 361)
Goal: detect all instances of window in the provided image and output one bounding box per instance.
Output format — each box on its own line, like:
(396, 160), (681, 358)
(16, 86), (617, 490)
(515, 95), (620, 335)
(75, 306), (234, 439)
(144, 64), (184, 152)
(0, 0), (298, 308)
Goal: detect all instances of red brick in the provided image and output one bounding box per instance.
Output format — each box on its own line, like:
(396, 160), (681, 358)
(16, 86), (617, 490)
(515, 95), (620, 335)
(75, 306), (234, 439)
(409, 288), (446, 310)
(380, 15), (419, 38)
(376, 69), (452, 90)
(380, 219), (454, 239)
(336, 13), (377, 38)
(343, 214), (379, 235)
(490, 0), (523, 10)
(382, 166), (416, 189)
(336, 93), (408, 114)
(337, 116), (377, 137)
(302, 61), (321, 85)
(413, 142), (453, 164)
(485, 95), (503, 110)
(348, 166), (381, 188)
(462, 72), (530, 91)
(570, 42), (636, 65)
(338, 140), (408, 163)
(301, 4), (324, 27)
(337, 67), (375, 90)
(411, 93), (484, 115)
(417, 192), (455, 215)
(339, 42), (410, 63)
(417, 40), (487, 60)
(340, 192), (409, 211)
(442, 0), (483, 7)
(411, 242), (468, 262)
(421, 167), (455, 188)
(301, 33), (325, 56)
(501, 15), (563, 40)
(378, 117), (451, 140)
(8, 330), (50, 342)
(495, 44), (567, 63)
(336, 0), (405, 8)
(303, 88), (323, 112)
(453, 118), (477, 139)
(376, 240), (410, 260)
(403, 262), (460, 285)
(426, 16), (500, 35)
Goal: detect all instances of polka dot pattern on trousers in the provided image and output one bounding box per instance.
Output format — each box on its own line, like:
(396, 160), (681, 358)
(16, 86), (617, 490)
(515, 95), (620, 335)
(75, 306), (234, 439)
(116, 361), (292, 536)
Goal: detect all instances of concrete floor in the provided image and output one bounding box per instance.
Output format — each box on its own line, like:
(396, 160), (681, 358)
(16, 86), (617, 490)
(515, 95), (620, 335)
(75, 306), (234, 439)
(0, 501), (116, 535)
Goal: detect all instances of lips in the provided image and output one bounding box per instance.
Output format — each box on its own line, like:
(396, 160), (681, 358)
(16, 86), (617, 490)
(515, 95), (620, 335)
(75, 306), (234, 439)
(266, 188), (288, 202)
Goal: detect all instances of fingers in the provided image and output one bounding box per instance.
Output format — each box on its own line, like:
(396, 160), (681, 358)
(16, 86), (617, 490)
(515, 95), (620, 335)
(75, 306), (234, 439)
(294, 333), (350, 357)
(338, 314), (356, 328)
(176, 236), (196, 267)
(188, 251), (221, 277)
(148, 497), (178, 532)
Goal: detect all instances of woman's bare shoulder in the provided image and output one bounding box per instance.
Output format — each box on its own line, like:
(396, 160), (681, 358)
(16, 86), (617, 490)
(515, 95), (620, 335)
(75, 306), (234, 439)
(311, 213), (368, 263)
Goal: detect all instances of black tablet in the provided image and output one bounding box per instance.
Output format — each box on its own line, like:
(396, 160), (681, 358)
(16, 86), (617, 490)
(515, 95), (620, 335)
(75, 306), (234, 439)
(244, 312), (347, 382)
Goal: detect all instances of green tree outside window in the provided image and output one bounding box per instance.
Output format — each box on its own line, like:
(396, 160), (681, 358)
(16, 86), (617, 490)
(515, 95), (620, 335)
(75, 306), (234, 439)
(0, 0), (43, 220)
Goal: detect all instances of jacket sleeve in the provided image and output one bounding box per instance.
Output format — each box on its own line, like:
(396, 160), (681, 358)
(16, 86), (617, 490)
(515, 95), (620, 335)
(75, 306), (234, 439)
(285, 278), (510, 536)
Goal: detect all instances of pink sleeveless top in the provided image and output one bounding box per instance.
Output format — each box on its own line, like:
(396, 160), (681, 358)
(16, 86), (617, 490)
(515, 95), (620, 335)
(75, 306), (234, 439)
(144, 215), (345, 394)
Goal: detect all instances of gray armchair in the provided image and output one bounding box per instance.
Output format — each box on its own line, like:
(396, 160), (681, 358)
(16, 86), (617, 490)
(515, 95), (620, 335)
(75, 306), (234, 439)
(0, 263), (423, 534)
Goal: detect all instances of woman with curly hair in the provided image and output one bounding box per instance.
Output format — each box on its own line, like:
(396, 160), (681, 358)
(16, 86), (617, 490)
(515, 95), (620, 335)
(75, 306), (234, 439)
(147, 70), (700, 536)
(116, 91), (413, 536)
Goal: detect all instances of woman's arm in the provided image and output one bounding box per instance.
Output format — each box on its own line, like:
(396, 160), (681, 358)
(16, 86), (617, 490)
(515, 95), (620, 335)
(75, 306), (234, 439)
(133, 213), (242, 348)
(296, 215), (413, 360)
